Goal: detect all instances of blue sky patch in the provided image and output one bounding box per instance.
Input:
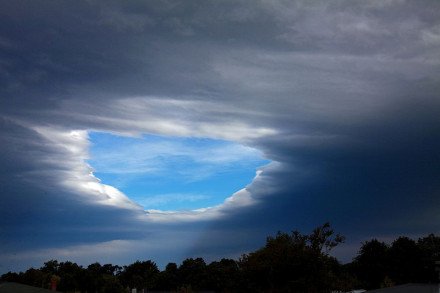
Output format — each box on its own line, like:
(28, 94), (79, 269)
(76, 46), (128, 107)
(87, 132), (270, 211)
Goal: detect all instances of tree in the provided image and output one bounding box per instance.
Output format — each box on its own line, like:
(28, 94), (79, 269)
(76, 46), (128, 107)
(178, 258), (208, 291)
(352, 239), (389, 290)
(84, 262), (105, 292)
(1, 272), (20, 283)
(101, 274), (125, 293)
(418, 233), (440, 282)
(309, 223), (345, 254)
(120, 260), (159, 291)
(239, 222), (345, 292)
(387, 236), (423, 284)
(5, 229), (438, 292)
(20, 268), (46, 288)
(156, 262), (179, 291)
(206, 258), (241, 291)
(56, 261), (84, 292)
(40, 260), (59, 275)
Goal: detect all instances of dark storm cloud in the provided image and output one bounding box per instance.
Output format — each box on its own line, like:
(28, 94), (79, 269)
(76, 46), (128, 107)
(0, 119), (147, 248)
(1, 0), (440, 271)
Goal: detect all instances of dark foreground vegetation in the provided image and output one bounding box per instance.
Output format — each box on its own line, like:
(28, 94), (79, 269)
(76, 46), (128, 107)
(2, 223), (439, 292)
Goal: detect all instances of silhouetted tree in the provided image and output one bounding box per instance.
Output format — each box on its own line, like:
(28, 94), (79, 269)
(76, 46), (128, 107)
(418, 233), (440, 283)
(84, 262), (105, 292)
(3, 228), (438, 292)
(0, 271), (20, 283)
(334, 263), (362, 292)
(20, 268), (46, 288)
(240, 222), (345, 292)
(352, 239), (389, 289)
(156, 262), (179, 291)
(55, 261), (83, 292)
(101, 274), (125, 293)
(387, 236), (423, 284)
(120, 260), (159, 291)
(178, 257), (208, 291)
(40, 260), (60, 275)
(206, 258), (241, 292)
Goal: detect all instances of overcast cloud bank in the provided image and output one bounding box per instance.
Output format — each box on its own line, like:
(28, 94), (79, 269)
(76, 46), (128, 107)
(1, 0), (440, 273)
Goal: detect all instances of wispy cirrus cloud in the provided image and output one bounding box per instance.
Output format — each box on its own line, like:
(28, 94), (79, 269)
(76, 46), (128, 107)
(88, 132), (267, 176)
(87, 131), (269, 210)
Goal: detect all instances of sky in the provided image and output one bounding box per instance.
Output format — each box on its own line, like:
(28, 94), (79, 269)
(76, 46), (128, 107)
(88, 131), (269, 210)
(1, 0), (440, 273)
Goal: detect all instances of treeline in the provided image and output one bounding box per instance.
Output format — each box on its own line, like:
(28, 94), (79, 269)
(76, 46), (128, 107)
(1, 223), (439, 292)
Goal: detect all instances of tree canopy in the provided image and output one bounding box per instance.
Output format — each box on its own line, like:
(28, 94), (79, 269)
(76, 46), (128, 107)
(2, 223), (439, 292)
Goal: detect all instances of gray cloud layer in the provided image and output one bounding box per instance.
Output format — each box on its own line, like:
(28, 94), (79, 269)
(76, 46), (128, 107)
(1, 0), (440, 272)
